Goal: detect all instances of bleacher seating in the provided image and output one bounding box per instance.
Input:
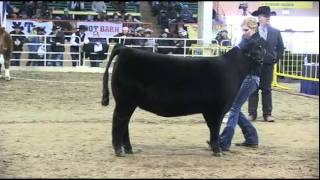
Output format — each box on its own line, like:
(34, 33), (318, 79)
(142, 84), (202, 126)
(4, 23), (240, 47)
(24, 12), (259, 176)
(181, 1), (198, 16)
(9, 1), (140, 17)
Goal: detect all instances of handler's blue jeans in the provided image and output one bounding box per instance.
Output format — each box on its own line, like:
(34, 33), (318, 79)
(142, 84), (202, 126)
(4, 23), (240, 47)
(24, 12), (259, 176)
(220, 75), (259, 150)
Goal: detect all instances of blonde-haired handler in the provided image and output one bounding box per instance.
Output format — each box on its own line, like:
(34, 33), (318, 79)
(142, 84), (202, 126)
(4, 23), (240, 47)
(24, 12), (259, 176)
(208, 16), (266, 151)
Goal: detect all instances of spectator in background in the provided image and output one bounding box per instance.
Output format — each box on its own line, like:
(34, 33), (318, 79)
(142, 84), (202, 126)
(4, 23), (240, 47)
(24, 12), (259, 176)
(174, 28), (189, 55)
(133, 26), (145, 48)
(18, 2), (35, 19)
(68, 1), (85, 11)
(124, 13), (141, 30)
(96, 12), (109, 21)
(87, 15), (95, 21)
(61, 8), (73, 20)
(85, 31), (109, 67)
(35, 1), (48, 13)
(55, 8), (73, 41)
(162, 5), (178, 28)
(5, 2), (17, 19)
(110, 12), (122, 22)
(35, 1), (48, 18)
(70, 25), (89, 66)
(47, 25), (65, 66)
(26, 27), (46, 66)
(129, 1), (140, 12)
(248, 6), (284, 122)
(179, 5), (195, 23)
(112, 26), (134, 45)
(142, 28), (155, 52)
(174, 2), (184, 14)
(110, 1), (127, 15)
(92, 1), (107, 13)
(68, 1), (85, 20)
(32, 8), (43, 19)
(157, 28), (175, 54)
(215, 30), (231, 46)
(151, 1), (160, 16)
(26, 27), (38, 66)
(10, 24), (26, 66)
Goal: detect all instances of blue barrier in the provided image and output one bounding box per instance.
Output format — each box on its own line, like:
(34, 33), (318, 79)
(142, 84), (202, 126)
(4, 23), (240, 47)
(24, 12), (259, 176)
(300, 64), (319, 96)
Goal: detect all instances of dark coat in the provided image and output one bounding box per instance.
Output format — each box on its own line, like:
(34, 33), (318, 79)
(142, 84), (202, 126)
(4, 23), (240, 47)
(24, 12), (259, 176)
(83, 40), (109, 60)
(263, 26), (284, 64)
(48, 31), (65, 52)
(10, 30), (26, 51)
(101, 40), (265, 157)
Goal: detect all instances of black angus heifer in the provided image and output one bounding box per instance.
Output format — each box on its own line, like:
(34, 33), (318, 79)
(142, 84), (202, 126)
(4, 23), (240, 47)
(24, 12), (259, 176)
(102, 41), (264, 157)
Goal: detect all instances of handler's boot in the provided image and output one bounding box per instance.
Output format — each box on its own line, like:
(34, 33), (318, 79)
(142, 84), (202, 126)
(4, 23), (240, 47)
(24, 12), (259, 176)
(5, 68), (11, 81)
(248, 115), (257, 121)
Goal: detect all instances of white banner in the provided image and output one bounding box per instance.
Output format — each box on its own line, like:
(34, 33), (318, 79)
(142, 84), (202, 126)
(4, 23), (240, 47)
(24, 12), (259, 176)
(5, 19), (53, 35)
(0, 1), (5, 27)
(77, 21), (123, 38)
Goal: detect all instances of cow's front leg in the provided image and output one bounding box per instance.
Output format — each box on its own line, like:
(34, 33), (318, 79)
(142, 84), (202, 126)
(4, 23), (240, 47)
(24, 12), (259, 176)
(112, 104), (136, 157)
(203, 112), (224, 156)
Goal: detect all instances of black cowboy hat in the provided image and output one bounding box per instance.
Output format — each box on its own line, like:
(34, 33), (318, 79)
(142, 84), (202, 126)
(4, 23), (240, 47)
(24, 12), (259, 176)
(12, 24), (24, 30)
(252, 6), (277, 17)
(36, 26), (46, 34)
(52, 25), (62, 31)
(77, 25), (88, 31)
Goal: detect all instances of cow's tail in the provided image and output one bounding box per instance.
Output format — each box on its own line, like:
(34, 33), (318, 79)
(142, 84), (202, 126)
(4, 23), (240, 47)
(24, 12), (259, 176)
(101, 43), (123, 106)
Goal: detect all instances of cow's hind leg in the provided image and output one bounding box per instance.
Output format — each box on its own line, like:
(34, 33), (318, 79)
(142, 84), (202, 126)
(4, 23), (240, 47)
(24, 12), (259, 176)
(112, 103), (136, 157)
(203, 112), (224, 156)
(123, 125), (133, 154)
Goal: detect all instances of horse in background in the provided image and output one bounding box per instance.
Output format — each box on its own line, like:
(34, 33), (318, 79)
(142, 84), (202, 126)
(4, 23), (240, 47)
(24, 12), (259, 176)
(0, 27), (13, 81)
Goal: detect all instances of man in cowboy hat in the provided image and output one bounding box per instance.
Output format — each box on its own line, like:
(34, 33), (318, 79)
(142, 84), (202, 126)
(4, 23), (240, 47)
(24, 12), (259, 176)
(248, 6), (284, 122)
(10, 24), (26, 66)
(133, 26), (145, 47)
(47, 25), (65, 66)
(70, 25), (89, 66)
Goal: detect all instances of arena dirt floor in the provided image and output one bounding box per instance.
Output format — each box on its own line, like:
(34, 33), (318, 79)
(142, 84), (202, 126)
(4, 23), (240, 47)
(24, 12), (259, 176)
(0, 70), (319, 178)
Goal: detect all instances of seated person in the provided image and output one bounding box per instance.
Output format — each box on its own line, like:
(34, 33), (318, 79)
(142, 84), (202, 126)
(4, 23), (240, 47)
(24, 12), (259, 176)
(157, 28), (175, 54)
(215, 30), (231, 46)
(179, 5), (195, 23)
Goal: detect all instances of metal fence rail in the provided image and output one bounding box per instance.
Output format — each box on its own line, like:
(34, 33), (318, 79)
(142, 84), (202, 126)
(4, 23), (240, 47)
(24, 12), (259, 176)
(8, 35), (319, 86)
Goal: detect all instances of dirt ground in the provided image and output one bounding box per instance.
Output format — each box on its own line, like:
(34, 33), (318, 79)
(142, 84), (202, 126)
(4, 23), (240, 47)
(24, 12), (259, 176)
(0, 70), (319, 178)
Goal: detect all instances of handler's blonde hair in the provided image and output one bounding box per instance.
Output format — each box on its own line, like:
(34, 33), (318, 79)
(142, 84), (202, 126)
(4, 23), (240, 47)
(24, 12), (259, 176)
(241, 16), (258, 31)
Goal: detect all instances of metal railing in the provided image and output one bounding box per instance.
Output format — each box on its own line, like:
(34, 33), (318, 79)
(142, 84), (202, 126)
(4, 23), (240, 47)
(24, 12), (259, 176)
(8, 34), (319, 86)
(11, 34), (82, 67)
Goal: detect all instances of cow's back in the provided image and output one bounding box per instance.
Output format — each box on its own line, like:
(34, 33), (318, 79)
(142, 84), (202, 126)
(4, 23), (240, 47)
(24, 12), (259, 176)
(111, 48), (239, 117)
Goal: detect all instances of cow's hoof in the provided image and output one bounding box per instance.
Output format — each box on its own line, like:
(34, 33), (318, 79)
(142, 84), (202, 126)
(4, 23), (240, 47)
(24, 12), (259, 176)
(212, 152), (222, 157)
(5, 77), (11, 81)
(115, 149), (125, 157)
(101, 99), (109, 106)
(206, 140), (212, 149)
(124, 149), (133, 154)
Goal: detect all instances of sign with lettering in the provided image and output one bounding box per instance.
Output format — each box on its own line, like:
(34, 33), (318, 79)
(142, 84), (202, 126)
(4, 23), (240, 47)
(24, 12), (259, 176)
(260, 2), (313, 9)
(5, 19), (53, 35)
(77, 21), (123, 38)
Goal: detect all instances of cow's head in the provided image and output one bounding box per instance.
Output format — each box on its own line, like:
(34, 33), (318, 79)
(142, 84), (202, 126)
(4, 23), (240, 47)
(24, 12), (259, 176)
(242, 38), (265, 65)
